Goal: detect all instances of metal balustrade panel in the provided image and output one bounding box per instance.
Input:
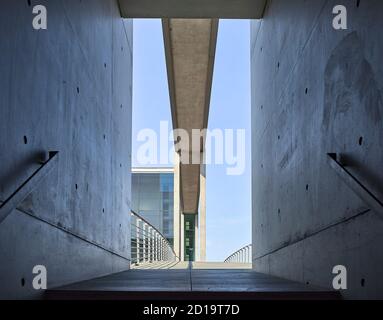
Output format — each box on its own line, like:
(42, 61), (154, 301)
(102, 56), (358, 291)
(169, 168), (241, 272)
(224, 244), (252, 263)
(130, 211), (178, 267)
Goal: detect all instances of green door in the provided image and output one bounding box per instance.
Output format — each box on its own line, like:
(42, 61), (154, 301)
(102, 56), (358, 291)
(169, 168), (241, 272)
(184, 214), (195, 261)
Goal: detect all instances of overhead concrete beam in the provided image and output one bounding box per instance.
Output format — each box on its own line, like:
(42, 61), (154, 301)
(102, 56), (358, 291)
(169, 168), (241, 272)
(118, 0), (267, 19)
(163, 19), (218, 214)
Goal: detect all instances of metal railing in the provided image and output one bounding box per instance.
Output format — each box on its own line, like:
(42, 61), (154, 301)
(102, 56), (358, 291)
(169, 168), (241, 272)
(224, 244), (252, 263)
(0, 151), (59, 224)
(131, 210), (178, 265)
(327, 153), (383, 217)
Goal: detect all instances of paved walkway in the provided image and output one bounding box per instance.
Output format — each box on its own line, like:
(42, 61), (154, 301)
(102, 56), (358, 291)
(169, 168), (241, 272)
(46, 262), (340, 300)
(131, 261), (252, 270)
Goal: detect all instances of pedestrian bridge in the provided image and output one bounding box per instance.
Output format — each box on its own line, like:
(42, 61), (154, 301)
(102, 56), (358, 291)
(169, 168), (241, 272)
(44, 212), (340, 300)
(46, 262), (340, 300)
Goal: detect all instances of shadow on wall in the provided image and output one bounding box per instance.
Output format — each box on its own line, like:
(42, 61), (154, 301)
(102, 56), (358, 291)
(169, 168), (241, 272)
(323, 31), (383, 199)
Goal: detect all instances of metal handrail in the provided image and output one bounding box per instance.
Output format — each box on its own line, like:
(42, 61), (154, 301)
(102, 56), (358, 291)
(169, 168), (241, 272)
(224, 244), (252, 263)
(327, 153), (383, 217)
(0, 151), (59, 224)
(130, 210), (178, 265)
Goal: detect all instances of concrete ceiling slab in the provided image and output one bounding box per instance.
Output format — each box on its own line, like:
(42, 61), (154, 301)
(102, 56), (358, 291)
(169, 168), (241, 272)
(118, 0), (267, 19)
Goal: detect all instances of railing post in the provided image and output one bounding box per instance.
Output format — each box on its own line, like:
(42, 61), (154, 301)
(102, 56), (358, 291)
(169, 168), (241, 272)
(146, 224), (149, 262)
(147, 225), (151, 262)
(130, 211), (178, 267)
(224, 245), (252, 264)
(154, 233), (157, 262)
(158, 238), (161, 261)
(159, 239), (162, 261)
(142, 221), (145, 262)
(149, 227), (154, 263)
(155, 233), (158, 261)
(146, 224), (149, 263)
(161, 239), (164, 261)
(136, 218), (141, 264)
(166, 241), (169, 260)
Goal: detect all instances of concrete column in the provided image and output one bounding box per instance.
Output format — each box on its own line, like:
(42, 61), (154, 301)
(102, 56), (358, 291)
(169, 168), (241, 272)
(173, 152), (181, 259)
(180, 213), (185, 261)
(199, 157), (206, 261)
(195, 214), (199, 261)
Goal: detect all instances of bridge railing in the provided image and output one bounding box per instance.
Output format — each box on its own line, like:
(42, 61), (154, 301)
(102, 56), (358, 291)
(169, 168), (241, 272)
(224, 244), (252, 263)
(131, 210), (178, 265)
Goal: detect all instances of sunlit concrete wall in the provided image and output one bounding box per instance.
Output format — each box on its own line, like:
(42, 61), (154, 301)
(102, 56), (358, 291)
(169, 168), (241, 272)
(0, 0), (132, 298)
(251, 0), (383, 299)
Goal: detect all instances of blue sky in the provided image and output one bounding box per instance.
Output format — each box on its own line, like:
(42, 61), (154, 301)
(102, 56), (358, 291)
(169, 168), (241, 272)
(132, 19), (251, 261)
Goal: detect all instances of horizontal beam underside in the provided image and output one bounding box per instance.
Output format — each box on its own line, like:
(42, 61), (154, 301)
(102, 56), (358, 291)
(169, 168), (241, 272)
(118, 0), (266, 18)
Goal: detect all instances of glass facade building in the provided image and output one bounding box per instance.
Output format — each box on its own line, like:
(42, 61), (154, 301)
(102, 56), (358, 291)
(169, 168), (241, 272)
(131, 168), (174, 246)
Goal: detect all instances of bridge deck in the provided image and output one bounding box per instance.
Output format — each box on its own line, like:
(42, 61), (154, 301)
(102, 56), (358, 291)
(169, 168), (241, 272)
(46, 262), (340, 300)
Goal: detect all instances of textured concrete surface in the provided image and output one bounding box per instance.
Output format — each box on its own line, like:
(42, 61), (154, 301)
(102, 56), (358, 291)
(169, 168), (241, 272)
(46, 262), (340, 299)
(163, 19), (218, 215)
(173, 152), (182, 259)
(118, 0), (267, 19)
(251, 0), (383, 299)
(0, 0), (133, 298)
(198, 163), (206, 261)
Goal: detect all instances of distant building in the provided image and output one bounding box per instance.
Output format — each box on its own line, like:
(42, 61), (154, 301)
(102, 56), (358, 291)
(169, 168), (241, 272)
(131, 168), (174, 246)
(132, 166), (206, 261)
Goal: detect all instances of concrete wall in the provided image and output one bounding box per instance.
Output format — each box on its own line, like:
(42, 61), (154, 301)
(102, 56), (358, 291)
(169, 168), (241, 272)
(251, 0), (383, 299)
(0, 0), (133, 298)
